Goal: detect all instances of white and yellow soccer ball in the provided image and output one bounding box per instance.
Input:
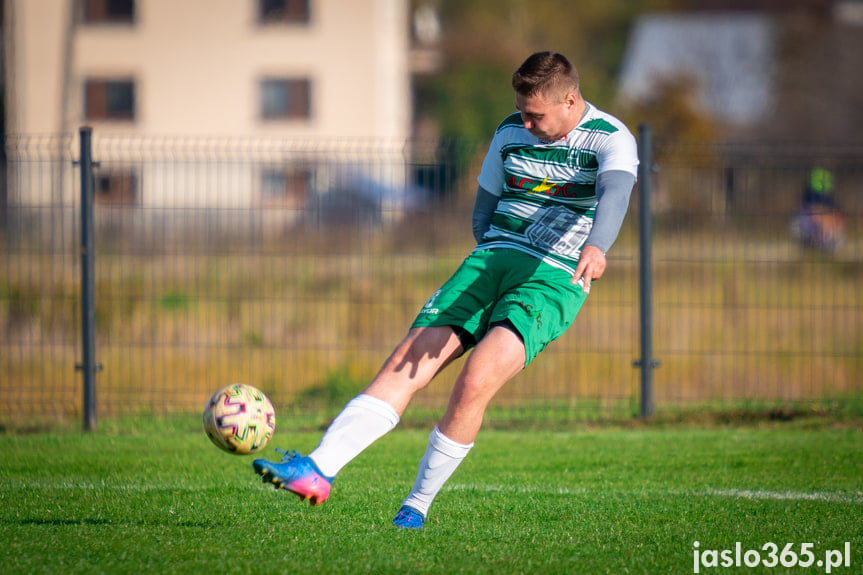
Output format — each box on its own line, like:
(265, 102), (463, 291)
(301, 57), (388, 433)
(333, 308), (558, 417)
(203, 384), (276, 455)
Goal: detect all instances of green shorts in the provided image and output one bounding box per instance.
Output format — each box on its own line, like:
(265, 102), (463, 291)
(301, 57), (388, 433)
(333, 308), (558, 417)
(412, 248), (588, 366)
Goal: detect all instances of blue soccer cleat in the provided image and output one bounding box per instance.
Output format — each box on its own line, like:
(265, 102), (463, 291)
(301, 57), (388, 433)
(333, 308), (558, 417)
(392, 505), (425, 529)
(253, 449), (333, 506)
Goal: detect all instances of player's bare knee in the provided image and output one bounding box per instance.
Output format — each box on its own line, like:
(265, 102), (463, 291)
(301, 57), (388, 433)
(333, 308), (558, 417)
(452, 372), (496, 405)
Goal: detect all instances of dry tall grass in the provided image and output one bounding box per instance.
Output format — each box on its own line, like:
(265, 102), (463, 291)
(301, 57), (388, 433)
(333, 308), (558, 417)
(2, 213), (860, 425)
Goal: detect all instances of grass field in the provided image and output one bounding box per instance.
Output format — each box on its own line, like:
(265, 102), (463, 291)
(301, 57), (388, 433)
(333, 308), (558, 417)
(1, 417), (861, 574)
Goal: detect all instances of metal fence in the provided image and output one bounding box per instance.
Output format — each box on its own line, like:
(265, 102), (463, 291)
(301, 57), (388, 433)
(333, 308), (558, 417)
(1, 131), (861, 428)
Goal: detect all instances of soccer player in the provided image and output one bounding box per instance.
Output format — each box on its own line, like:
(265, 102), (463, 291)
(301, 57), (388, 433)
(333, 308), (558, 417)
(253, 51), (639, 529)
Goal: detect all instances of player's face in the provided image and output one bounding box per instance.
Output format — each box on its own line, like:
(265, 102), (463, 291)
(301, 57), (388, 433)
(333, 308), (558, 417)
(515, 90), (579, 143)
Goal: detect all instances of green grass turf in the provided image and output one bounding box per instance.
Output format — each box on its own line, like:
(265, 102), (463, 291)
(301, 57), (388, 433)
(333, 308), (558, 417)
(1, 423), (861, 574)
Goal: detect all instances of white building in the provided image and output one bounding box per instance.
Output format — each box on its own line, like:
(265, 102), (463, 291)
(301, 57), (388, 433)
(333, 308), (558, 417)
(618, 13), (774, 126)
(4, 0), (414, 222)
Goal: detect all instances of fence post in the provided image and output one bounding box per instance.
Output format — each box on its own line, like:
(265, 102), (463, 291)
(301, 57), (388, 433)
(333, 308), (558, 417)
(636, 124), (656, 418)
(77, 127), (99, 431)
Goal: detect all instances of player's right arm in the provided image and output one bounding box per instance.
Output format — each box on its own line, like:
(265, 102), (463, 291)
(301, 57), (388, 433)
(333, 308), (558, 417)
(473, 124), (509, 243)
(472, 185), (500, 243)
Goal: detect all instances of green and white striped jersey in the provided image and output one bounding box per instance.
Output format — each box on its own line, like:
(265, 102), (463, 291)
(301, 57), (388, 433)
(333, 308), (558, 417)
(476, 102), (638, 274)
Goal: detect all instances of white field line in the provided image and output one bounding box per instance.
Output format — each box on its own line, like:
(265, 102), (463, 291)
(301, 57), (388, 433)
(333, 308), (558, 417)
(686, 487), (863, 504)
(7, 481), (863, 504)
(4, 481), (211, 492)
(445, 483), (863, 504)
(446, 483), (590, 496)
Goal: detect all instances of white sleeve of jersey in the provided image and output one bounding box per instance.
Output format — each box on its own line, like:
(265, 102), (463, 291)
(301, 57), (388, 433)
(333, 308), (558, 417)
(597, 124), (639, 177)
(476, 130), (507, 197)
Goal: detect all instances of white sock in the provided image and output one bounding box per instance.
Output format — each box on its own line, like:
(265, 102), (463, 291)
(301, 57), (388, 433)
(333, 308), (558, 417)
(308, 394), (400, 477)
(401, 426), (473, 518)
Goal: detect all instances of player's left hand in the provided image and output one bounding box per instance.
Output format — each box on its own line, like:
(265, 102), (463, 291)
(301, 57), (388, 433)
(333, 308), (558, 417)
(571, 245), (606, 293)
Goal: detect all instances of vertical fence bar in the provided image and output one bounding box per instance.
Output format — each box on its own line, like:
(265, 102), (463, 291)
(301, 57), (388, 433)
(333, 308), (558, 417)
(637, 124), (655, 418)
(78, 127), (98, 431)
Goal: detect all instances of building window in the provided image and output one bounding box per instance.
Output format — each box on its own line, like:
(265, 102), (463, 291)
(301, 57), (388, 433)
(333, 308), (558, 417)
(95, 170), (139, 206)
(260, 167), (310, 207)
(258, 0), (310, 24)
(260, 78), (311, 121)
(83, 0), (135, 24)
(85, 79), (136, 122)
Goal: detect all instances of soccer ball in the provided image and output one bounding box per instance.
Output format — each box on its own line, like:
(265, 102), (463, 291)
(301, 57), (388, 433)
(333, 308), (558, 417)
(203, 384), (276, 455)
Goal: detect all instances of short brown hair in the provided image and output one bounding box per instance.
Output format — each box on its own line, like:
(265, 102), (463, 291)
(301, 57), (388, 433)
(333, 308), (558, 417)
(511, 52), (580, 99)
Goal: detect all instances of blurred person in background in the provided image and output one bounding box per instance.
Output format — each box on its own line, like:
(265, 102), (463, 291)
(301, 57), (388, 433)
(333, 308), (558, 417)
(791, 167), (846, 252)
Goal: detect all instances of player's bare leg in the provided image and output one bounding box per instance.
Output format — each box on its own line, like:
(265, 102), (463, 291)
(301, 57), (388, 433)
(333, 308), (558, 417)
(363, 325), (465, 414)
(438, 324), (526, 444)
(308, 326), (464, 477)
